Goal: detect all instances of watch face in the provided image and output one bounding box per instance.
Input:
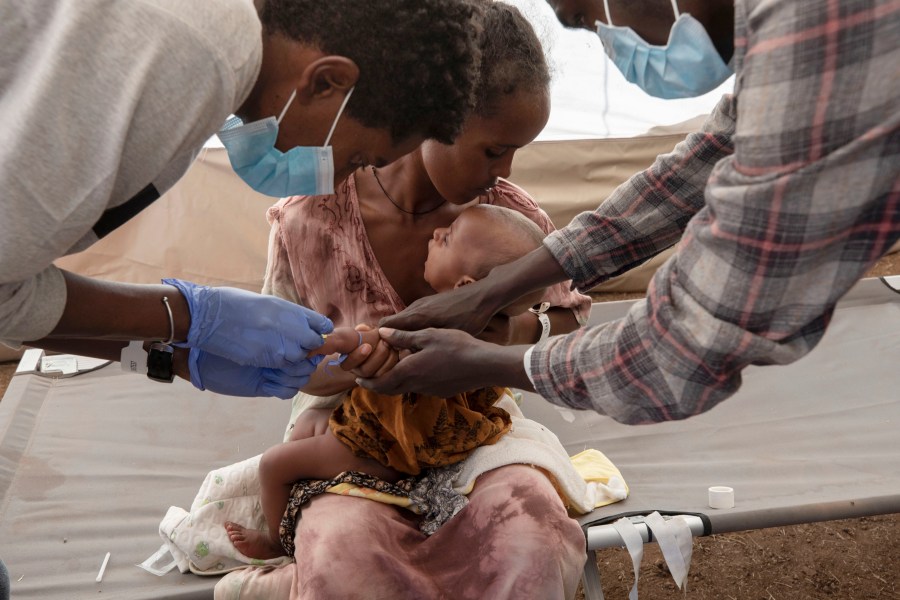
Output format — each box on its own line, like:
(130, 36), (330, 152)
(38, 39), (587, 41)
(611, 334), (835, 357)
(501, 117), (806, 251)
(147, 343), (175, 383)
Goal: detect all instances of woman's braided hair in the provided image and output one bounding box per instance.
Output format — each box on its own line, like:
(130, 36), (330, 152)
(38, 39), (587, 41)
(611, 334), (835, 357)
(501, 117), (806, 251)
(474, 2), (550, 117)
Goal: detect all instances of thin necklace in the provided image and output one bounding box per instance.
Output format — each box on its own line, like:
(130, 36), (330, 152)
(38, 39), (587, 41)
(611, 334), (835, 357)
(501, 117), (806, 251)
(371, 166), (447, 216)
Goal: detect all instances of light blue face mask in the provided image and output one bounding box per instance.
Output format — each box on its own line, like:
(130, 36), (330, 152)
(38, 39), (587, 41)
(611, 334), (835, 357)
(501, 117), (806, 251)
(594, 0), (732, 99)
(218, 87), (354, 197)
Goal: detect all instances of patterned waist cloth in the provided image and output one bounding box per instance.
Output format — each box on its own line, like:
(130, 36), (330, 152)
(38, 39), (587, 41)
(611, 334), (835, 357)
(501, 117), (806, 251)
(279, 464), (466, 558)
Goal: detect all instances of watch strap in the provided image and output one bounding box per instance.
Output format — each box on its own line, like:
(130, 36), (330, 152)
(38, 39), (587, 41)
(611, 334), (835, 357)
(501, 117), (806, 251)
(147, 342), (176, 383)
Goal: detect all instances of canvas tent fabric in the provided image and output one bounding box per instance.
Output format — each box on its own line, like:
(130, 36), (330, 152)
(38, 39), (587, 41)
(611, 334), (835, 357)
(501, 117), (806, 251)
(0, 277), (897, 599)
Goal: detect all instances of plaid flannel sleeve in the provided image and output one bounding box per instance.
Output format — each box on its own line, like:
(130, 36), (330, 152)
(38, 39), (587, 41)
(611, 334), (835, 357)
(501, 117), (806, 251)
(546, 93), (737, 290)
(531, 0), (900, 424)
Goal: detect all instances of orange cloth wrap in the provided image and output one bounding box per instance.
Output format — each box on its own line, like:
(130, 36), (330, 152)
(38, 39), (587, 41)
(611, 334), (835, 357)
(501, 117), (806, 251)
(330, 387), (512, 476)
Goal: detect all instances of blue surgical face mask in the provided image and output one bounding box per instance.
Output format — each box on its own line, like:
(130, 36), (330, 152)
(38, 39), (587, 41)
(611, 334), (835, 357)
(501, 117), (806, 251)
(594, 0), (732, 99)
(218, 87), (354, 197)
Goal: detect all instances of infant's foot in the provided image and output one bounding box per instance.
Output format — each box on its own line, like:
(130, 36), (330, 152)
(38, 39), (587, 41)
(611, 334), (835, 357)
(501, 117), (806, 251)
(224, 521), (285, 560)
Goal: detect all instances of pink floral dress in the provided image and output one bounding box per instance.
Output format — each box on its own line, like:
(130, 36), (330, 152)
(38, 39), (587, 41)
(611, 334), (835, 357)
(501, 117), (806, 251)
(257, 173), (589, 600)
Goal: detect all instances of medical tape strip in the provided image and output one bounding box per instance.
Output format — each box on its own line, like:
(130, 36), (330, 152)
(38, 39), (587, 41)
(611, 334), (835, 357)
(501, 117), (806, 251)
(612, 517), (645, 600)
(610, 512), (695, 599)
(644, 511), (693, 590)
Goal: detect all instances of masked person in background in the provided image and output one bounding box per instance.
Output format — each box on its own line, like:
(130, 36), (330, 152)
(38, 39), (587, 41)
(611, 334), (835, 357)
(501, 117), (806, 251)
(0, 0), (482, 398)
(363, 0), (900, 424)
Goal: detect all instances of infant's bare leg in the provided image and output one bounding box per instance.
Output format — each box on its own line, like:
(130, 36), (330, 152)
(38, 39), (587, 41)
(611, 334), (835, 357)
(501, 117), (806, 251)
(227, 409), (401, 559)
(227, 409), (333, 559)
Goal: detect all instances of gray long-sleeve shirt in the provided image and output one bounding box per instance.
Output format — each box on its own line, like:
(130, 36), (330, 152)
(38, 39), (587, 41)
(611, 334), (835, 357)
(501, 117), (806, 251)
(0, 0), (262, 345)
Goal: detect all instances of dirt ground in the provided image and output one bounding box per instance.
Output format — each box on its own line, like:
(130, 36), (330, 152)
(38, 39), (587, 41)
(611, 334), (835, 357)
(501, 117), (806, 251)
(1, 253), (898, 599)
(577, 514), (900, 599)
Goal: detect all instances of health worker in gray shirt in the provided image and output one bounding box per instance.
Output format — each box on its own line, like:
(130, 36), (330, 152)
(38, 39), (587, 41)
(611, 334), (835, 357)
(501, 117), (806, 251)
(0, 0), (482, 397)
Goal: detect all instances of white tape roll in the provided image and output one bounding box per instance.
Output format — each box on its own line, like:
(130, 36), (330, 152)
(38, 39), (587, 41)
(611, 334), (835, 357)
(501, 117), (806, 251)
(708, 486), (734, 509)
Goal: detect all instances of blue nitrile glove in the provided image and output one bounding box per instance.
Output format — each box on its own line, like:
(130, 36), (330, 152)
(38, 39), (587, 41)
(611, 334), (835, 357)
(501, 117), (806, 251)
(163, 279), (332, 369)
(189, 348), (325, 399)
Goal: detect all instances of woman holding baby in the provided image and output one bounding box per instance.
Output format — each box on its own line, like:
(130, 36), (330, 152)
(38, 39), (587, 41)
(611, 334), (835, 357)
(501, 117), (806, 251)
(231, 4), (593, 599)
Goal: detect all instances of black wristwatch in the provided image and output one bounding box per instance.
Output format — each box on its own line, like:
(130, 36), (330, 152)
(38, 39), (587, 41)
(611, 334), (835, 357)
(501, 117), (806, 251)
(147, 342), (175, 383)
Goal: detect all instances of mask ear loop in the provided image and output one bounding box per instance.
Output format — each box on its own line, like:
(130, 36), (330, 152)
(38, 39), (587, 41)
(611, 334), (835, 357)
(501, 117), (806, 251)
(597, 1), (612, 136)
(323, 86), (355, 147)
(669, 0), (681, 19)
(602, 0), (614, 26)
(276, 89), (298, 125)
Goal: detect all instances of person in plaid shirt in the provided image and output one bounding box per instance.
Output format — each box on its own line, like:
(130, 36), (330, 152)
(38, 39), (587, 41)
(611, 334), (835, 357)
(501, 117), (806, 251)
(358, 0), (900, 424)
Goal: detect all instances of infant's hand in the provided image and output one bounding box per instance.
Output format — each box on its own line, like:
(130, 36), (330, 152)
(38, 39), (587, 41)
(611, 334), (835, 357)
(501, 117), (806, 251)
(340, 324), (399, 379)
